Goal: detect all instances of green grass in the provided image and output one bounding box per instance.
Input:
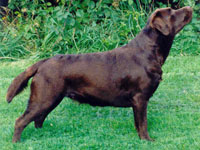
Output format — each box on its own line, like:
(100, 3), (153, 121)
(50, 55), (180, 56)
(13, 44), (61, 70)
(0, 56), (200, 149)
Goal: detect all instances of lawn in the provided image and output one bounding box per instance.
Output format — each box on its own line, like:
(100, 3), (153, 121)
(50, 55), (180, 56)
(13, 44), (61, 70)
(0, 56), (200, 150)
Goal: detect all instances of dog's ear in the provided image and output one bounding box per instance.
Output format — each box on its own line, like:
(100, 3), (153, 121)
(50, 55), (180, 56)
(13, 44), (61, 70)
(150, 9), (171, 36)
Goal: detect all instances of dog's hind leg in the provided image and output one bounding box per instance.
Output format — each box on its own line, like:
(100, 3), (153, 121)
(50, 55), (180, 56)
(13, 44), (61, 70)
(34, 114), (48, 128)
(34, 95), (64, 128)
(12, 106), (42, 142)
(13, 96), (64, 143)
(132, 93), (153, 141)
(12, 76), (64, 142)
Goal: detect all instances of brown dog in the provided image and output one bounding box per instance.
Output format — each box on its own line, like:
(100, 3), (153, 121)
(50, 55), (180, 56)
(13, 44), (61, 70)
(7, 7), (192, 142)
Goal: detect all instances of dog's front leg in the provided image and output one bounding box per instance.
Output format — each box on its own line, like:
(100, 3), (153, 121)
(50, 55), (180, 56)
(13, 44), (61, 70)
(132, 93), (153, 141)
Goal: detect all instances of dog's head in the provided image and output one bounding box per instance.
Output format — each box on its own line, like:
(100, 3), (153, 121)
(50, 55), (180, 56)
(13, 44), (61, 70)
(149, 6), (193, 36)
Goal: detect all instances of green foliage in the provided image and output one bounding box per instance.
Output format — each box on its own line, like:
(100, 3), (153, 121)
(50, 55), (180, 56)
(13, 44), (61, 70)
(0, 0), (199, 59)
(0, 0), (145, 58)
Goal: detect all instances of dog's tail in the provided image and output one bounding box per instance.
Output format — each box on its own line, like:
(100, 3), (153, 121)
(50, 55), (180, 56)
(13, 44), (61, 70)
(6, 59), (48, 103)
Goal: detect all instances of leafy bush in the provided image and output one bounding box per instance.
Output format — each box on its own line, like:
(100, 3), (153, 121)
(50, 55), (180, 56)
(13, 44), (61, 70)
(0, 0), (199, 59)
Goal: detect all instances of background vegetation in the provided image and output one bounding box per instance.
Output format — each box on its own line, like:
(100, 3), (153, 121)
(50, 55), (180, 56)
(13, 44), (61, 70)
(0, 0), (199, 59)
(0, 0), (200, 149)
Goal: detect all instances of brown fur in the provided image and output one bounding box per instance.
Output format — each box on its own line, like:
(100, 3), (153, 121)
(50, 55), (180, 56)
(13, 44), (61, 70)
(7, 7), (192, 142)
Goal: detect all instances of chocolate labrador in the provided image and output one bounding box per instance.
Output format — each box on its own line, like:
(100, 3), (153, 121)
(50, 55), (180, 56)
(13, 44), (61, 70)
(7, 7), (192, 142)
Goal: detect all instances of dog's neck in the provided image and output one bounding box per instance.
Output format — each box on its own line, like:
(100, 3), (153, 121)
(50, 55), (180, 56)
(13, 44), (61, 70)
(132, 25), (175, 65)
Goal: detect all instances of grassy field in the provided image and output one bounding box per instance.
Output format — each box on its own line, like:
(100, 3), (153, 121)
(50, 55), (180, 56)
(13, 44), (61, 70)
(0, 56), (200, 149)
